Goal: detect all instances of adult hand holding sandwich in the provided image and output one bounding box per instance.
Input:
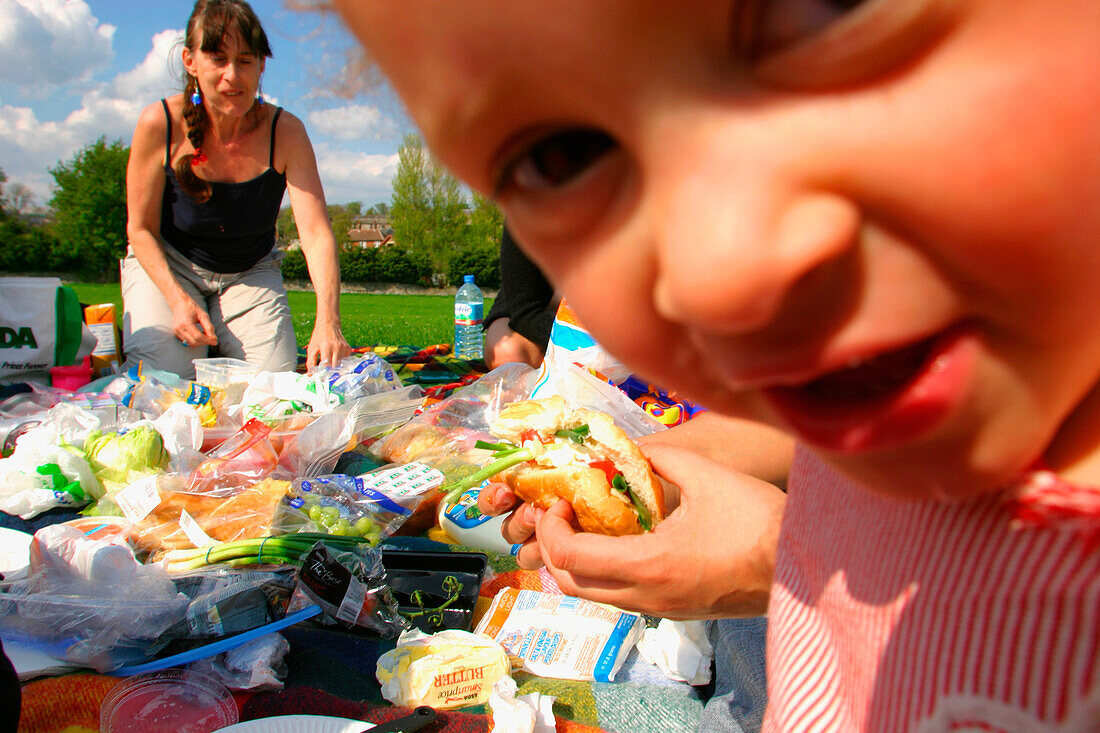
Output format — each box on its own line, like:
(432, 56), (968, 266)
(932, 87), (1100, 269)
(480, 439), (788, 619)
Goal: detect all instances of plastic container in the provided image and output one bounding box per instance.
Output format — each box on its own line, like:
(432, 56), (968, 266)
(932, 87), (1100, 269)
(438, 485), (521, 556)
(192, 357), (258, 403)
(99, 669), (238, 732)
(50, 359), (93, 391)
(382, 549), (488, 633)
(453, 274), (484, 361)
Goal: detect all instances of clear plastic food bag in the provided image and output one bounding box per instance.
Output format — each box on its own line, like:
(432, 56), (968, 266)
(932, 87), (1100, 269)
(0, 524), (188, 672)
(282, 463), (444, 541)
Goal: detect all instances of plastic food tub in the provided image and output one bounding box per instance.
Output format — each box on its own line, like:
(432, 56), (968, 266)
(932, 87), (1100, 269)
(192, 357), (259, 403)
(99, 669), (238, 732)
(50, 363), (93, 391)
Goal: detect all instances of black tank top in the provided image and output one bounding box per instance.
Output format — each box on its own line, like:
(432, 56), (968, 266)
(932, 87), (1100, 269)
(159, 99), (288, 274)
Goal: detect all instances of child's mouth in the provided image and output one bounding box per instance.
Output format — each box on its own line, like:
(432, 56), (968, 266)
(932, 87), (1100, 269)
(763, 328), (973, 453)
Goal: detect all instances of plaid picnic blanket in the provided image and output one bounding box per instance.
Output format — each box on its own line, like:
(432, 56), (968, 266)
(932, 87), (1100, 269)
(301, 343), (488, 404)
(16, 537), (708, 732)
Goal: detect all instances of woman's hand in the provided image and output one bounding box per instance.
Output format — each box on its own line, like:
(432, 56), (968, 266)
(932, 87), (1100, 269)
(170, 294), (218, 348)
(478, 442), (786, 619)
(307, 321), (352, 370)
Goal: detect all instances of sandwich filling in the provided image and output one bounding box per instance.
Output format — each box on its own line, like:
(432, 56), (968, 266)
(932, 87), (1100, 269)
(437, 425), (653, 530)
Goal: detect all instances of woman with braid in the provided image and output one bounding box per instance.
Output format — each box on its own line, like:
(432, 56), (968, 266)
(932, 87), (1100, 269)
(124, 0), (349, 379)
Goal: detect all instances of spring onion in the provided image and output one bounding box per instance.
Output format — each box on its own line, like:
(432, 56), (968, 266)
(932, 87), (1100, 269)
(161, 532), (374, 573)
(554, 424), (590, 444)
(438, 443), (535, 506)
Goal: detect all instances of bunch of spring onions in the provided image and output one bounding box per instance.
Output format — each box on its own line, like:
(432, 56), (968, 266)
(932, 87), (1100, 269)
(161, 532), (373, 573)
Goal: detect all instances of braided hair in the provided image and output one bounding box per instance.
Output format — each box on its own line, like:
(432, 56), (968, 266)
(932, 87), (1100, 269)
(176, 0), (272, 203)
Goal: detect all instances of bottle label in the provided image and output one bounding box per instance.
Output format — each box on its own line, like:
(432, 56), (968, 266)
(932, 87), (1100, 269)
(455, 302), (483, 325)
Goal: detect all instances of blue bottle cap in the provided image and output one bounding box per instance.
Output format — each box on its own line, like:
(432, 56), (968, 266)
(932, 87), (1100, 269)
(463, 275), (475, 283)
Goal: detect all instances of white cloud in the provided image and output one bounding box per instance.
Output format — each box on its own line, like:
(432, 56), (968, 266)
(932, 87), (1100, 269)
(314, 144), (398, 205)
(306, 104), (400, 142)
(0, 23), (179, 202)
(111, 28), (180, 102)
(0, 0), (115, 90)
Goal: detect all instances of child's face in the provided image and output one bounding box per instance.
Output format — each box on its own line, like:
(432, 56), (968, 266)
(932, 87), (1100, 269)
(337, 0), (1100, 499)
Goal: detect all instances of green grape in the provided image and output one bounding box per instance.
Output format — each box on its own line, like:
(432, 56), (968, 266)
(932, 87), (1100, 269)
(319, 506), (340, 524)
(307, 505), (323, 522)
(355, 517), (377, 536)
(332, 518), (352, 535)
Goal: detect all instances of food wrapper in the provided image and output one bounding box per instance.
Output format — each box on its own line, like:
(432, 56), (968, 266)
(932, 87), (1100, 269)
(122, 364), (223, 427)
(291, 542), (407, 638)
(376, 628), (511, 709)
(476, 587), (645, 682)
(489, 676), (556, 733)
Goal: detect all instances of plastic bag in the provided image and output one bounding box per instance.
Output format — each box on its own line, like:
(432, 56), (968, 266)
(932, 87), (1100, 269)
(233, 371), (343, 422)
(282, 463), (444, 541)
(126, 473), (293, 556)
(0, 524), (188, 671)
(308, 352), (403, 401)
(290, 385), (425, 478)
(371, 363), (537, 468)
(122, 364), (223, 427)
(172, 566), (297, 639)
(188, 632), (290, 691)
(290, 541), (408, 638)
(119, 422), (289, 555)
(0, 407), (104, 517)
(189, 418), (281, 494)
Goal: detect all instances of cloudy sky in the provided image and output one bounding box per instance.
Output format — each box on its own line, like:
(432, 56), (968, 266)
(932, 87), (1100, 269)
(0, 0), (414, 209)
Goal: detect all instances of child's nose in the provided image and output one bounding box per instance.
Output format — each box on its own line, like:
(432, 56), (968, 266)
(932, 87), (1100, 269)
(651, 173), (860, 336)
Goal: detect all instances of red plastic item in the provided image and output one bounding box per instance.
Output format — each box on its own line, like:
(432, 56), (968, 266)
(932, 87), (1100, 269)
(50, 356), (93, 391)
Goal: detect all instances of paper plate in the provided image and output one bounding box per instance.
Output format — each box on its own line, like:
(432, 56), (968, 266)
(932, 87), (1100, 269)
(0, 527), (32, 582)
(217, 716), (374, 732)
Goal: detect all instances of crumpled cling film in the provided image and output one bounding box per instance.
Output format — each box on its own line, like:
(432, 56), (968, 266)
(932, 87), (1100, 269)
(376, 628), (511, 709)
(475, 587), (645, 682)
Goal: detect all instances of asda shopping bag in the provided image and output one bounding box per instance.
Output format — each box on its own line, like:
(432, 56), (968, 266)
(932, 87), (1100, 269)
(0, 277), (95, 382)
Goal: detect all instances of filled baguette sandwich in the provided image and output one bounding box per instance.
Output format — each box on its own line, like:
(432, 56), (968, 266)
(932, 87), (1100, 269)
(437, 396), (665, 536)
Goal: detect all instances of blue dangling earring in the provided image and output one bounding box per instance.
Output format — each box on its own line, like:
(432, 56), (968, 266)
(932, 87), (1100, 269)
(256, 89), (265, 105)
(190, 89), (202, 106)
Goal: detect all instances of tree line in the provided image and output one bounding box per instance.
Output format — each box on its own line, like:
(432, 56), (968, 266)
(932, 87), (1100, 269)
(0, 132), (503, 289)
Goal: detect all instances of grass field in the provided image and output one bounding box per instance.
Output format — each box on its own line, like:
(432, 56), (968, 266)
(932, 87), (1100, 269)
(68, 283), (491, 348)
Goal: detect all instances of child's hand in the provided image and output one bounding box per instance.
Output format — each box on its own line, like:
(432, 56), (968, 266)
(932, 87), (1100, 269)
(481, 443), (786, 619)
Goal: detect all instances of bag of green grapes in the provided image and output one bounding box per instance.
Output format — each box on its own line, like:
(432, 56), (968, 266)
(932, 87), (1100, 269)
(283, 462), (445, 543)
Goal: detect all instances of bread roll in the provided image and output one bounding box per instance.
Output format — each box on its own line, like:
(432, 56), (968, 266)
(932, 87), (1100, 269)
(491, 397), (665, 535)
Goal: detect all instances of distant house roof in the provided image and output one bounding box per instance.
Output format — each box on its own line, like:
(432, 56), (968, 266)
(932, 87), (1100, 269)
(348, 226), (384, 243)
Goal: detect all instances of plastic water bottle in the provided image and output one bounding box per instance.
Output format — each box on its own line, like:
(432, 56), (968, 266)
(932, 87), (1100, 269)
(453, 274), (484, 360)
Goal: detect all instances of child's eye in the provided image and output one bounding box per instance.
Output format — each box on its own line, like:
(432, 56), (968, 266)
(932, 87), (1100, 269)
(739, 0), (956, 88)
(742, 0), (869, 59)
(497, 128), (616, 194)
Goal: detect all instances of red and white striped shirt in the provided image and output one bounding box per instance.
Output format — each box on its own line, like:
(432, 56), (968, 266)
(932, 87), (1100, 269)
(763, 447), (1100, 732)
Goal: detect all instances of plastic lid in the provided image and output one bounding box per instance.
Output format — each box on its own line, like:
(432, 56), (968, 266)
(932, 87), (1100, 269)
(99, 669), (238, 732)
(464, 274), (475, 283)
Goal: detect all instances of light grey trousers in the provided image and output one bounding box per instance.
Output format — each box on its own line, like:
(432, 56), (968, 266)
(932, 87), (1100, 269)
(120, 245), (298, 380)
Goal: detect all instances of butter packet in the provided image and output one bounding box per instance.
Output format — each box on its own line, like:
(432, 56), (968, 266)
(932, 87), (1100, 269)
(376, 628), (511, 709)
